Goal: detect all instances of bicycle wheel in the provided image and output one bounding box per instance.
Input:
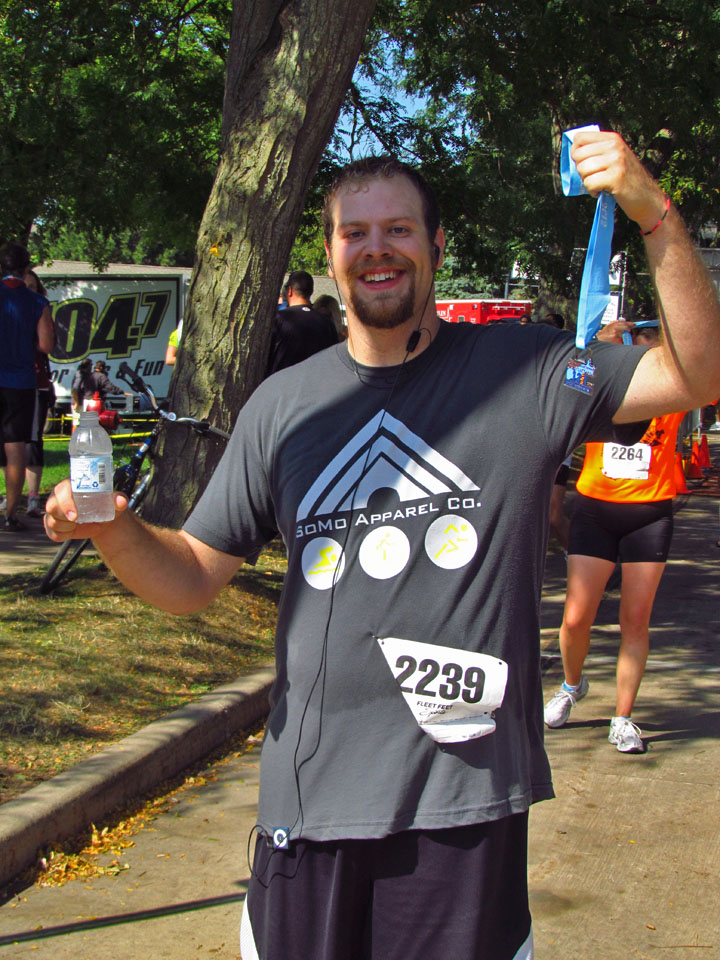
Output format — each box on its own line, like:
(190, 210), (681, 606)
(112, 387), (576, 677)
(39, 538), (91, 594)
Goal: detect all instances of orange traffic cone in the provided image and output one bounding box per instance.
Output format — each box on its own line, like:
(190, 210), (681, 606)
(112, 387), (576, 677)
(685, 444), (703, 479)
(699, 433), (711, 468)
(674, 452), (690, 492)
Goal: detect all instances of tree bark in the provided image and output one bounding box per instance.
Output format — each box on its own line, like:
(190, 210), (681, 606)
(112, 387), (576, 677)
(142, 0), (377, 528)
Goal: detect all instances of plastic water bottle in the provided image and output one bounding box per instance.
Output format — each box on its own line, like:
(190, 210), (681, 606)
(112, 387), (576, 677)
(69, 411), (115, 523)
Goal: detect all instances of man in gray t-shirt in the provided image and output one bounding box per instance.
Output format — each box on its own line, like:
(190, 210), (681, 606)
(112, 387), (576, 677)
(46, 132), (720, 960)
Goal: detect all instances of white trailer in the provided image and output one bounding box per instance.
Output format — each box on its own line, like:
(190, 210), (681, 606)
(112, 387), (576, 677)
(36, 261), (191, 410)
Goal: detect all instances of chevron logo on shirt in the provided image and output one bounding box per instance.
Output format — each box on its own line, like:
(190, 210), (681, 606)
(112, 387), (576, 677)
(295, 411), (483, 588)
(296, 410), (480, 522)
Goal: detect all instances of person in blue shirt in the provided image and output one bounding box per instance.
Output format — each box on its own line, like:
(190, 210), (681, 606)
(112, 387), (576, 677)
(0, 243), (54, 530)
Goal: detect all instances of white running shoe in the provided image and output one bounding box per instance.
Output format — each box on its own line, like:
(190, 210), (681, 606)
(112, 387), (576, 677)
(26, 496), (43, 518)
(544, 676), (589, 728)
(608, 717), (644, 753)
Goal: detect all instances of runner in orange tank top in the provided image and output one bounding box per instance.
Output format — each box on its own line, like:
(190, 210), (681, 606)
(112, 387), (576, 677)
(544, 320), (686, 753)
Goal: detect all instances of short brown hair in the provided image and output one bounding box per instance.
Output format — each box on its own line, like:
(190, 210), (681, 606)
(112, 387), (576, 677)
(322, 156), (440, 248)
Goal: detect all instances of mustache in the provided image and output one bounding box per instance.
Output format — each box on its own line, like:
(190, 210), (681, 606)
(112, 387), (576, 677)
(350, 258), (414, 279)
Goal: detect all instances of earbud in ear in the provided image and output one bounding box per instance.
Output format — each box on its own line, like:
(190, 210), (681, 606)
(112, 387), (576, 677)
(433, 244), (440, 269)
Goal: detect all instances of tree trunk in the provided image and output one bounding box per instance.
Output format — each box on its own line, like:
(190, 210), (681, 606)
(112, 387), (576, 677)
(141, 0), (376, 528)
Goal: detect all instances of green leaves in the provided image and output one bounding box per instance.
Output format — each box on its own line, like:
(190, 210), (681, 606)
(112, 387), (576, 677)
(4, 0), (720, 294)
(333, 0), (720, 299)
(0, 0), (230, 265)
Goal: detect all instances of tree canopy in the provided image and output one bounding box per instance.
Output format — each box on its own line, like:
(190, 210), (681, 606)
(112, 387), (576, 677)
(343, 0), (720, 302)
(4, 0), (720, 519)
(3, 1), (720, 294)
(0, 0), (229, 265)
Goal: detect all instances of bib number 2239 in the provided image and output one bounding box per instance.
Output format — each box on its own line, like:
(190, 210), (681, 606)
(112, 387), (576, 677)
(377, 637), (508, 743)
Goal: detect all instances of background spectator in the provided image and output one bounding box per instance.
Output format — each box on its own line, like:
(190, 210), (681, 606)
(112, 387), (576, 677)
(165, 319), (183, 366)
(265, 270), (339, 375)
(24, 270), (56, 517)
(0, 242), (54, 529)
(313, 293), (345, 339)
(72, 359), (127, 410)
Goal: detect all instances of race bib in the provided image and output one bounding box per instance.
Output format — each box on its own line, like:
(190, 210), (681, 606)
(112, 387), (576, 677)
(377, 637), (508, 743)
(602, 441), (651, 480)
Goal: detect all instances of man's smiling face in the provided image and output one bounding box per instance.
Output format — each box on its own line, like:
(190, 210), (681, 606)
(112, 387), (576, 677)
(325, 174), (441, 331)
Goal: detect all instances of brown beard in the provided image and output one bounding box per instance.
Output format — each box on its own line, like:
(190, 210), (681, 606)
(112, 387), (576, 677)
(346, 269), (417, 330)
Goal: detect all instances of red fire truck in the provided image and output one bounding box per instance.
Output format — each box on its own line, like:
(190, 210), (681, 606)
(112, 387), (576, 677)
(436, 299), (532, 325)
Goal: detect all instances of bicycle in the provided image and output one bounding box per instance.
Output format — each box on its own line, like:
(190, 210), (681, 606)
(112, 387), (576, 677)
(40, 361), (230, 594)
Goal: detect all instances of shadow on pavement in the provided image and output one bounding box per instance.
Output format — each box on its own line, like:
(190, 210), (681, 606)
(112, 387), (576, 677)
(0, 888), (247, 947)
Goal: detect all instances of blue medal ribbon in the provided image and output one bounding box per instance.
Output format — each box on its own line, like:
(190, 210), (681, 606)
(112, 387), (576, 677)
(561, 126), (616, 349)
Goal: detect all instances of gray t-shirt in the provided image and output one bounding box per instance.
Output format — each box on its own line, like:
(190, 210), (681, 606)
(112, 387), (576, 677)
(185, 320), (646, 842)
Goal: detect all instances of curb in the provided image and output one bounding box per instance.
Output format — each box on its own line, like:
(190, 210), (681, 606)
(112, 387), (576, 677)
(0, 666), (275, 889)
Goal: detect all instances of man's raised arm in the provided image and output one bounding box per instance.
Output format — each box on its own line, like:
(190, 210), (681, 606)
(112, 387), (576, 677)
(570, 130), (720, 423)
(44, 480), (243, 614)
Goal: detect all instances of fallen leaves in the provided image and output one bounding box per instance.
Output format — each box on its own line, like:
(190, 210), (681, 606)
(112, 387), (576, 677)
(26, 725), (264, 890)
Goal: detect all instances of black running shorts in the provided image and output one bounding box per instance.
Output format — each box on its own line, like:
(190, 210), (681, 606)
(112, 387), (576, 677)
(569, 493), (674, 563)
(26, 388), (53, 466)
(0, 386), (35, 444)
(240, 815), (534, 960)
(554, 463), (570, 486)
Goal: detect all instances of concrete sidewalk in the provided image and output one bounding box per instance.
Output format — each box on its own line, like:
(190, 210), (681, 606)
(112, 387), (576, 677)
(531, 489), (720, 958)
(0, 488), (718, 958)
(0, 735), (263, 960)
(0, 508), (61, 575)
(0, 672), (275, 890)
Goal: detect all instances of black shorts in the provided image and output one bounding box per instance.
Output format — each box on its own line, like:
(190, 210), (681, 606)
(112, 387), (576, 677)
(26, 389), (53, 466)
(554, 463), (570, 486)
(241, 815), (533, 960)
(569, 493), (674, 563)
(0, 386), (35, 444)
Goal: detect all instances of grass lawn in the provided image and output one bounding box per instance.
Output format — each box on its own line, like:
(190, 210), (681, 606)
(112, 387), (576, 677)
(0, 429), (150, 499)
(0, 540), (285, 805)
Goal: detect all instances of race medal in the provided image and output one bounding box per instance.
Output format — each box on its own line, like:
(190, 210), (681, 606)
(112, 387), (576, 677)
(602, 441), (651, 480)
(562, 125), (616, 349)
(564, 357), (596, 396)
(377, 637), (508, 743)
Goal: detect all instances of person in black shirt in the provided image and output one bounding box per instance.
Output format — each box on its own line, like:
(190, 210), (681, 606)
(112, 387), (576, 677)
(266, 270), (339, 375)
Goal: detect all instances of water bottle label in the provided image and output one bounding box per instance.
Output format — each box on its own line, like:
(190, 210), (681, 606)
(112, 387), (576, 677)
(70, 456), (113, 493)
